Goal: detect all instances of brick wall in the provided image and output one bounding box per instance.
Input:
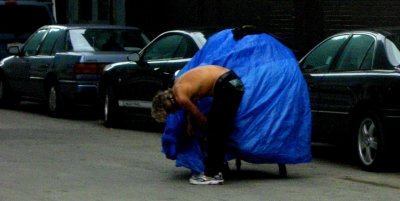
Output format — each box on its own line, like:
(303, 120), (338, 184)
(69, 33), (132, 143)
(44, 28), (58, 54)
(125, 0), (400, 58)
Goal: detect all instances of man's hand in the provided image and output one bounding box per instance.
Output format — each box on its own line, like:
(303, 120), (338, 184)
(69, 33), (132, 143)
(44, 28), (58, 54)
(186, 113), (207, 136)
(195, 114), (207, 128)
(186, 119), (194, 136)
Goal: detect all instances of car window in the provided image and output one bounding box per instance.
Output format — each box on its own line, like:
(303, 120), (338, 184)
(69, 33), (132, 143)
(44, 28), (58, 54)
(174, 36), (198, 58)
(360, 43), (374, 70)
(142, 34), (184, 60)
(37, 28), (65, 55)
(335, 34), (375, 71)
(68, 28), (148, 52)
(23, 29), (48, 56)
(120, 31), (149, 52)
(51, 30), (67, 54)
(301, 34), (349, 73)
(68, 29), (95, 51)
(385, 38), (400, 67)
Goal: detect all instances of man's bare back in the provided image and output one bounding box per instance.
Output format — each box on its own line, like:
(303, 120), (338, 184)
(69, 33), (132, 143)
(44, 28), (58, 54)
(172, 65), (230, 125)
(173, 65), (229, 99)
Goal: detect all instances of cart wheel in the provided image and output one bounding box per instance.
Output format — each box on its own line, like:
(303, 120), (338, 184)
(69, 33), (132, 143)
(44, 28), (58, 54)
(278, 164), (287, 177)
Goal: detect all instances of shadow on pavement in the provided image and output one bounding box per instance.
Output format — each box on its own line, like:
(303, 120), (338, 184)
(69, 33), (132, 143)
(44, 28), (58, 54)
(311, 143), (400, 172)
(312, 143), (355, 164)
(170, 168), (292, 184)
(5, 101), (99, 120)
(10, 101), (165, 132)
(108, 119), (165, 133)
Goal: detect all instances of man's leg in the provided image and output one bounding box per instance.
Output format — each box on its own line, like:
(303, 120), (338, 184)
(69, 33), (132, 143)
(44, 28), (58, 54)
(204, 71), (244, 177)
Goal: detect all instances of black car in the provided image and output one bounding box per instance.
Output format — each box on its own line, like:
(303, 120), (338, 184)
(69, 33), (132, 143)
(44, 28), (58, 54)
(98, 28), (223, 127)
(299, 27), (400, 171)
(0, 24), (149, 116)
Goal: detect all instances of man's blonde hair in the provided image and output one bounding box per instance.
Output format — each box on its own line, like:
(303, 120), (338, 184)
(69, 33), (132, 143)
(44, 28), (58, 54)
(151, 89), (174, 123)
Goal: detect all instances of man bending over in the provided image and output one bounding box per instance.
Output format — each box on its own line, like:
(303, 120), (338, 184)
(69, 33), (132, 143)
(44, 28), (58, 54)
(152, 65), (244, 185)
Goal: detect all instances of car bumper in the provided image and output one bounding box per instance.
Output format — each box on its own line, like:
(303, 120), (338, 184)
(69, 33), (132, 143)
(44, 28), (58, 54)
(59, 80), (98, 106)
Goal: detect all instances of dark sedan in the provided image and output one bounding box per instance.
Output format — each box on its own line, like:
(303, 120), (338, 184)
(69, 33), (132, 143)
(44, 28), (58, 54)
(0, 24), (149, 116)
(98, 28), (223, 127)
(299, 27), (400, 171)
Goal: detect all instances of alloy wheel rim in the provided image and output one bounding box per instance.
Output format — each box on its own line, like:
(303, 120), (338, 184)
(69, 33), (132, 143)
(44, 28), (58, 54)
(358, 118), (378, 166)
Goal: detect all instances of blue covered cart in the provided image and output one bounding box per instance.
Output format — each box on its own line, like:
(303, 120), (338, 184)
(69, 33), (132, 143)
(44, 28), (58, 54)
(161, 27), (312, 176)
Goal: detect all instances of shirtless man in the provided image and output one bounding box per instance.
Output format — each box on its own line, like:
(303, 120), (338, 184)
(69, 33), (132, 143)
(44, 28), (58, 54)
(152, 65), (244, 185)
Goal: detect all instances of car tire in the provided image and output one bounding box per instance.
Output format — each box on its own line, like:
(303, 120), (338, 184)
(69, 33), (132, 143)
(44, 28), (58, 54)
(356, 112), (387, 171)
(47, 83), (65, 117)
(103, 86), (120, 128)
(0, 77), (8, 106)
(0, 75), (19, 107)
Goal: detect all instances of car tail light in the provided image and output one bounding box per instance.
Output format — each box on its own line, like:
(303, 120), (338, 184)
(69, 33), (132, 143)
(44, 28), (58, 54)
(73, 63), (105, 75)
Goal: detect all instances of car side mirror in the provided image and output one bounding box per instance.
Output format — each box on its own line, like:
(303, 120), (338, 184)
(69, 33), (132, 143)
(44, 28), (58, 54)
(127, 53), (140, 62)
(7, 43), (23, 55)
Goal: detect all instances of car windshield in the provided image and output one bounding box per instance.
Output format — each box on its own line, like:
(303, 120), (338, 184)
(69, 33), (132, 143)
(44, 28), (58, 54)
(68, 28), (148, 52)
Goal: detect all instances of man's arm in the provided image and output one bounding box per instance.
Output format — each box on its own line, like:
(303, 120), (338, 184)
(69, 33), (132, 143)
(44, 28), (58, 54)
(175, 95), (207, 125)
(172, 73), (210, 126)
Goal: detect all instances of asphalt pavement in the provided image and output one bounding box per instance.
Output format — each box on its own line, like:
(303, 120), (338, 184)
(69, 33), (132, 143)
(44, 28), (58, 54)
(1, 103), (400, 201)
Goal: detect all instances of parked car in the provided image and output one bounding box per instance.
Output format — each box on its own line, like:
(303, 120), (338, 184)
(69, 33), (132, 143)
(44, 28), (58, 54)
(0, 24), (149, 116)
(299, 27), (400, 171)
(0, 0), (56, 60)
(98, 28), (224, 127)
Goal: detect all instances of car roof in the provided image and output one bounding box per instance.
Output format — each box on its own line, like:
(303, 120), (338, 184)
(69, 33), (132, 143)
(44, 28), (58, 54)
(163, 26), (230, 38)
(177, 26), (229, 33)
(333, 26), (400, 37)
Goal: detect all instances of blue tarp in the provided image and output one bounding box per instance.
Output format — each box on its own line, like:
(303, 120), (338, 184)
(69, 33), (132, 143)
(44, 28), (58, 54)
(161, 29), (312, 174)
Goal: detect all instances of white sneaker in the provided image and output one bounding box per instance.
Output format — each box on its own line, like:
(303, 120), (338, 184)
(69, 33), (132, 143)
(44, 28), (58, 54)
(189, 172), (224, 185)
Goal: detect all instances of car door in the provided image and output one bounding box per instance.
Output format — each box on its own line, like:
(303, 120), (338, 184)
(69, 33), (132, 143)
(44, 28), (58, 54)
(29, 28), (65, 99)
(7, 28), (48, 97)
(117, 33), (199, 109)
(299, 34), (350, 141)
(317, 34), (376, 141)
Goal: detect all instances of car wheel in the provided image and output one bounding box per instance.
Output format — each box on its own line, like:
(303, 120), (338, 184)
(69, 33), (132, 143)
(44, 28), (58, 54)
(0, 76), (18, 107)
(356, 112), (386, 171)
(0, 77), (6, 106)
(47, 83), (64, 116)
(103, 86), (120, 127)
